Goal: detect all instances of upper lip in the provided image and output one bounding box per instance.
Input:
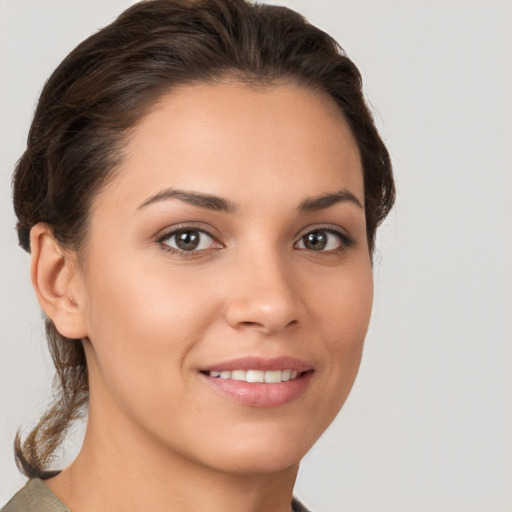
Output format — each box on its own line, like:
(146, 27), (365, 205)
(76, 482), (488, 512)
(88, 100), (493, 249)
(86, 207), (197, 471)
(200, 356), (313, 373)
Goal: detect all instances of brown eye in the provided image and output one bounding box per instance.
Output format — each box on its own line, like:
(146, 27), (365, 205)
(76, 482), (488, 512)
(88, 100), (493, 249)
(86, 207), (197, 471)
(175, 230), (200, 250)
(303, 231), (328, 250)
(160, 228), (216, 252)
(296, 229), (345, 251)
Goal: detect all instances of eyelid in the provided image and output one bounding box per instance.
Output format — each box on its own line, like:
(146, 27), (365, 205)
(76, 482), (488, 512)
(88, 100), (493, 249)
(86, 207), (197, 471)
(155, 222), (219, 240)
(155, 223), (223, 254)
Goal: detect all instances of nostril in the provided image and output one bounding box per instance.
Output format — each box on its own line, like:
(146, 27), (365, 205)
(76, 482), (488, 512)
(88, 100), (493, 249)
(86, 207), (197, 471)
(239, 321), (262, 328)
(237, 319), (298, 331)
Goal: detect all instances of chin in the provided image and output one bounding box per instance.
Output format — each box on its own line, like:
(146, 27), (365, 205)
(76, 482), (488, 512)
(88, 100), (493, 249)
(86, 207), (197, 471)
(192, 422), (321, 476)
(207, 446), (305, 476)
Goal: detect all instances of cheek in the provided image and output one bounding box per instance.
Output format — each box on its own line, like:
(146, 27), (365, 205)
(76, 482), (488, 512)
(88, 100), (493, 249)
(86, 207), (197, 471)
(313, 257), (373, 343)
(85, 251), (218, 334)
(311, 260), (373, 401)
(81, 255), (221, 401)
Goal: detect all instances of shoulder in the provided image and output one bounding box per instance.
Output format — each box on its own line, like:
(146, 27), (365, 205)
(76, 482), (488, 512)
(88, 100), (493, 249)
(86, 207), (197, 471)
(1, 479), (69, 512)
(292, 496), (313, 512)
(2, 480), (311, 512)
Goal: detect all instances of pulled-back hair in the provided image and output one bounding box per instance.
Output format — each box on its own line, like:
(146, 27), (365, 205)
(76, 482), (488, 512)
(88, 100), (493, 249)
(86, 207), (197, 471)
(12, 0), (394, 478)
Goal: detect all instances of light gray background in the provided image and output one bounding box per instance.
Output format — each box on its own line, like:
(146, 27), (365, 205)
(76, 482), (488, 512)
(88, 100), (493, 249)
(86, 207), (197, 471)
(1, 1), (511, 510)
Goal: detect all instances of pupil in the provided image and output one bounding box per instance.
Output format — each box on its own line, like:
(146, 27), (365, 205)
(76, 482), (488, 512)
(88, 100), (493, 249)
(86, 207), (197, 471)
(305, 231), (327, 250)
(176, 230), (200, 250)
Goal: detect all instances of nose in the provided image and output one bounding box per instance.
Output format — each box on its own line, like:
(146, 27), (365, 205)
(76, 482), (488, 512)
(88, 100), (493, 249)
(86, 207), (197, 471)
(223, 250), (303, 336)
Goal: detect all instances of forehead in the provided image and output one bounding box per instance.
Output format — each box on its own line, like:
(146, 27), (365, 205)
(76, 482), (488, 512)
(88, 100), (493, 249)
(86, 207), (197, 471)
(94, 81), (364, 213)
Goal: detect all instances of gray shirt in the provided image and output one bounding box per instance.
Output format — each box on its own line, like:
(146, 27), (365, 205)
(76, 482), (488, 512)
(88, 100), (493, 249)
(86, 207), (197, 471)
(2, 478), (311, 512)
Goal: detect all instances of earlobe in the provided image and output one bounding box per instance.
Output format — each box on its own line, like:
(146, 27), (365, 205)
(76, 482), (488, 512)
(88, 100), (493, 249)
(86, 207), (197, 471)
(30, 223), (88, 339)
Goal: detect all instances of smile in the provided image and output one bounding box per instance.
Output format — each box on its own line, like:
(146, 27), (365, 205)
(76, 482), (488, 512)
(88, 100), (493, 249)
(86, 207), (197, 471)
(200, 357), (314, 408)
(207, 369), (300, 383)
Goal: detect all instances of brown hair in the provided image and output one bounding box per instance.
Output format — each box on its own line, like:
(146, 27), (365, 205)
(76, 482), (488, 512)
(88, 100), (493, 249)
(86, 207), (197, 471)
(12, 0), (394, 478)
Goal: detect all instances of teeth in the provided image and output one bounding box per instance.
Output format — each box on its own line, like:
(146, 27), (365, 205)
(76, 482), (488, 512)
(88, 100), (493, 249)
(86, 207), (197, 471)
(264, 370), (282, 383)
(246, 370), (264, 382)
(207, 369), (302, 383)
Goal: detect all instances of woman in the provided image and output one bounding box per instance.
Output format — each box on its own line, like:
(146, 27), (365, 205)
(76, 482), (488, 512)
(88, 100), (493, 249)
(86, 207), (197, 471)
(2, 0), (394, 510)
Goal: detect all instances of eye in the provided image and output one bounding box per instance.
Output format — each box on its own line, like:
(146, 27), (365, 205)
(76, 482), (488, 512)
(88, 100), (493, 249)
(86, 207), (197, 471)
(159, 228), (217, 252)
(296, 229), (348, 252)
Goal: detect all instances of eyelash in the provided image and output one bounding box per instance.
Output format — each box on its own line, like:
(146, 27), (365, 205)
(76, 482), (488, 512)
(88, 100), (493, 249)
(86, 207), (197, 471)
(156, 224), (220, 258)
(156, 223), (354, 257)
(295, 225), (355, 253)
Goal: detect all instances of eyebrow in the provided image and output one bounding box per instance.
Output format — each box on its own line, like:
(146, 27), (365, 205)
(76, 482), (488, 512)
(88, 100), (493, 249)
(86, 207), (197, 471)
(138, 188), (237, 212)
(137, 187), (363, 214)
(297, 189), (363, 212)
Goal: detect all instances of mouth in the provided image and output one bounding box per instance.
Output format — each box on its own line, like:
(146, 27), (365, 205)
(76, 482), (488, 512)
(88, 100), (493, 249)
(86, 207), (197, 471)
(199, 356), (314, 408)
(202, 368), (306, 383)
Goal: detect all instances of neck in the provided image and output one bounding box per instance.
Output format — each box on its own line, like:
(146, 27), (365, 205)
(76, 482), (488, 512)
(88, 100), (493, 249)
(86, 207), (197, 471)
(45, 400), (299, 512)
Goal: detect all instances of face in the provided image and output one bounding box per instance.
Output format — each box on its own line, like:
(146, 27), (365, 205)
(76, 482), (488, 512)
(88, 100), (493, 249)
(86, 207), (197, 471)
(74, 82), (373, 475)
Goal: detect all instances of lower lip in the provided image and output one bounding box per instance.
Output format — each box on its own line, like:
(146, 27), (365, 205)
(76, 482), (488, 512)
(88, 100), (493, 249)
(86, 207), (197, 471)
(201, 371), (313, 408)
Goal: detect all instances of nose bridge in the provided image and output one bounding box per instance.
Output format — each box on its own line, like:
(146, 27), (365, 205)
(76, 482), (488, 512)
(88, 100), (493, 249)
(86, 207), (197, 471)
(223, 241), (301, 334)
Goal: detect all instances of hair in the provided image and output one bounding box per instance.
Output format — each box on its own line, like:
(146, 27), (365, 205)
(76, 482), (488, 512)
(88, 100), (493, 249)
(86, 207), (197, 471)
(12, 0), (395, 478)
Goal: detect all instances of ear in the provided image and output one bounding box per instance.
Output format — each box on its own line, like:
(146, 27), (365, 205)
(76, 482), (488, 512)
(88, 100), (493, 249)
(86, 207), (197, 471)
(30, 223), (88, 339)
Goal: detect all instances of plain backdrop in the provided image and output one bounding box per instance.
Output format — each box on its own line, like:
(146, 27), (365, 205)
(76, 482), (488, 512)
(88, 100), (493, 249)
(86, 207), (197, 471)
(1, 1), (511, 510)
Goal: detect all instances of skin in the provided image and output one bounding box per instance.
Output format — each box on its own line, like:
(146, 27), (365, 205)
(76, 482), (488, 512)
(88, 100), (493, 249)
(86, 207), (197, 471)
(32, 82), (373, 512)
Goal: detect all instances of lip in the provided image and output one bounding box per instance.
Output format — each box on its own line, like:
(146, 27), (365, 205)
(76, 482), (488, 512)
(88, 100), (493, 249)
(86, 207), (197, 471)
(199, 356), (314, 408)
(200, 356), (313, 373)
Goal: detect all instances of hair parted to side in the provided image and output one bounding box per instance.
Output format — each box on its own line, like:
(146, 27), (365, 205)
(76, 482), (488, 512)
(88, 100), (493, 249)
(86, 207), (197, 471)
(12, 0), (395, 478)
